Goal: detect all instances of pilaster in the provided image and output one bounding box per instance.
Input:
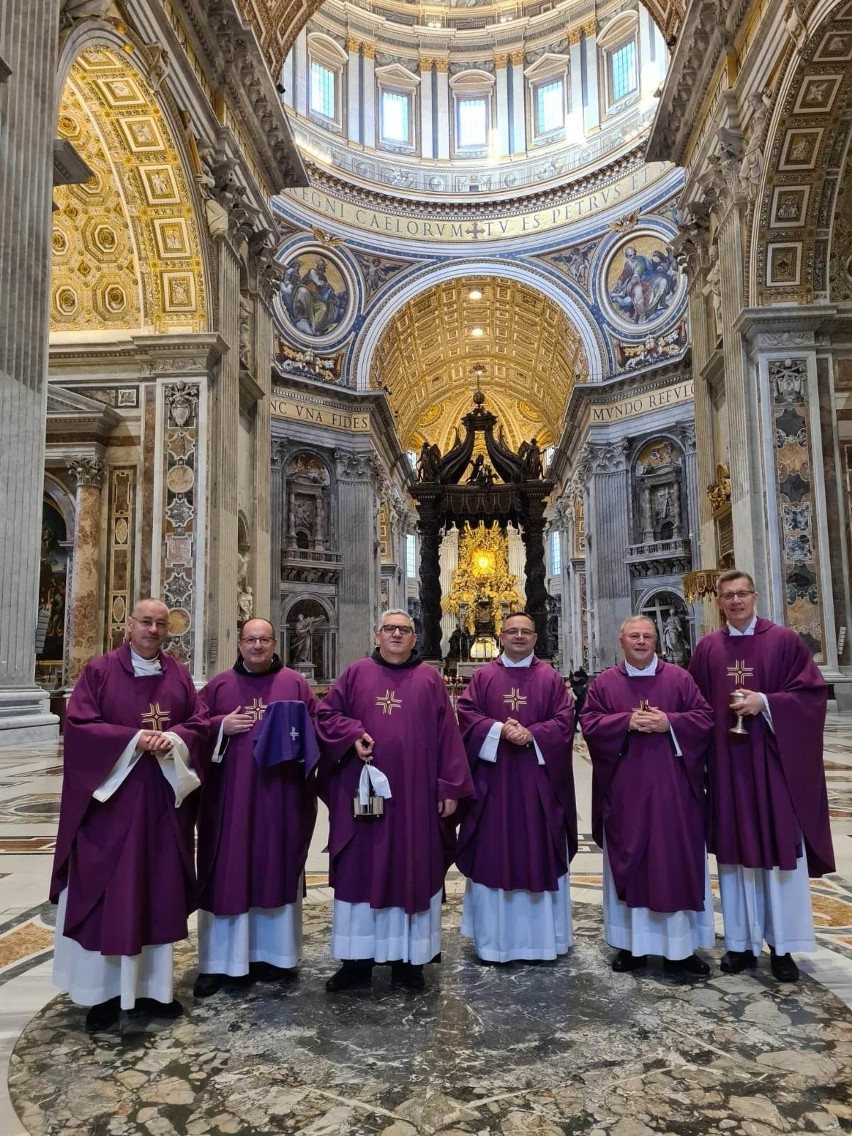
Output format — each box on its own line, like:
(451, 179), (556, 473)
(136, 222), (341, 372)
(0, 0), (61, 743)
(66, 457), (105, 683)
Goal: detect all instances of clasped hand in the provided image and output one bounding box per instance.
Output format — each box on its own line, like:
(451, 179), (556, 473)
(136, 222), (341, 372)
(137, 730), (173, 754)
(628, 706), (670, 733)
(501, 717), (533, 747)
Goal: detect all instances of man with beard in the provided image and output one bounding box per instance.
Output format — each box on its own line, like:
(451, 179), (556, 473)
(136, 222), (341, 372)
(194, 618), (320, 997)
(317, 610), (473, 991)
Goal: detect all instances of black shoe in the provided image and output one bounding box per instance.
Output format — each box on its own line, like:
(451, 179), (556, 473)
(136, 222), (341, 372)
(720, 949), (758, 974)
(193, 972), (226, 998)
(770, 948), (800, 983)
(611, 950), (647, 973)
(664, 953), (710, 976)
(132, 997), (184, 1019)
(390, 962), (425, 989)
(85, 997), (121, 1033)
(325, 961), (373, 992)
(250, 961), (298, 983)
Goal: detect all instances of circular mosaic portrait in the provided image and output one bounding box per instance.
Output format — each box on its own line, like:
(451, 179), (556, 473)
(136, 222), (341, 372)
(601, 233), (684, 331)
(275, 248), (353, 342)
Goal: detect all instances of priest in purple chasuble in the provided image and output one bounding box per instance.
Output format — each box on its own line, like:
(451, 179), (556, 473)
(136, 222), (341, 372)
(193, 618), (320, 998)
(581, 616), (715, 975)
(50, 599), (209, 1033)
(688, 569), (834, 984)
(454, 611), (577, 963)
(316, 609), (474, 992)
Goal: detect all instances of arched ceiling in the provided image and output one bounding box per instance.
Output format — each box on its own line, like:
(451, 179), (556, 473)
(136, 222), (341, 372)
(371, 276), (586, 453)
(236, 0), (685, 76)
(52, 47), (206, 335)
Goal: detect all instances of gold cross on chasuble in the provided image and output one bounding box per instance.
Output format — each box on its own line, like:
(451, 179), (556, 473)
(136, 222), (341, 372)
(245, 698), (267, 724)
(141, 702), (171, 731)
(375, 689), (403, 715)
(726, 660), (755, 686)
(503, 687), (528, 712)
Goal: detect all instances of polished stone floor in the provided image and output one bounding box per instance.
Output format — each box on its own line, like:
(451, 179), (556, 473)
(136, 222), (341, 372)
(2, 717), (852, 1135)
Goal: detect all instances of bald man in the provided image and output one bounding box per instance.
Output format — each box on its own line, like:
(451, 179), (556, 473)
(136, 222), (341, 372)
(51, 599), (209, 1032)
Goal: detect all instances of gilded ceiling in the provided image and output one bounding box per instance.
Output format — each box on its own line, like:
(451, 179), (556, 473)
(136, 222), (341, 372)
(371, 276), (586, 453)
(237, 0), (686, 73)
(52, 47), (206, 335)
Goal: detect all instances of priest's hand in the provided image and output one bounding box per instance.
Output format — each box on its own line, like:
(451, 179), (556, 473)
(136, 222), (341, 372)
(732, 688), (764, 716)
(354, 733), (374, 761)
(138, 730), (173, 753)
(223, 707), (255, 736)
(501, 719), (532, 746)
(641, 707), (671, 733)
(438, 799), (457, 818)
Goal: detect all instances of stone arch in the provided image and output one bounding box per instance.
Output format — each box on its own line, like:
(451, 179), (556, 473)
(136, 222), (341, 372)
(281, 594), (335, 679)
(52, 32), (210, 335)
(353, 259), (605, 394)
(629, 434), (686, 545)
(750, 0), (852, 305)
(636, 586), (691, 662)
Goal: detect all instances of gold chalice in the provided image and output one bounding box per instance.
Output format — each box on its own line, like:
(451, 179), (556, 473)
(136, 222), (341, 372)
(729, 690), (748, 736)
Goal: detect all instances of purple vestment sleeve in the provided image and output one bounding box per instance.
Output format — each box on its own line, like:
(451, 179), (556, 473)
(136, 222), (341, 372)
(581, 662), (713, 912)
(689, 620), (834, 876)
(456, 658), (577, 892)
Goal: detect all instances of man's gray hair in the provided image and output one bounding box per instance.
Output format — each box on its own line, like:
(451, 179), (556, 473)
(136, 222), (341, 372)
(619, 615), (657, 637)
(375, 608), (415, 633)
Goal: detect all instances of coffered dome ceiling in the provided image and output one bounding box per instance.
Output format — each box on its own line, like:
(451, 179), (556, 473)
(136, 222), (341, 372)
(372, 276), (586, 453)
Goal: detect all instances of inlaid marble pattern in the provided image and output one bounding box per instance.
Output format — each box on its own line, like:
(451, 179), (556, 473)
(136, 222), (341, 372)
(2, 717), (852, 1136)
(8, 900), (852, 1136)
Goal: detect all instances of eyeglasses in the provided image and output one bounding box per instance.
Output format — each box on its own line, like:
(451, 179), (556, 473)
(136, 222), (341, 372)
(503, 628), (535, 637)
(718, 590), (755, 601)
(131, 618), (168, 629)
(379, 624), (414, 635)
(241, 636), (274, 646)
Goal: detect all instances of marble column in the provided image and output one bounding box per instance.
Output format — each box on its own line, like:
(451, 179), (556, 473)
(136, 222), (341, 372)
(418, 509), (444, 659)
(0, 0), (61, 743)
(346, 38), (361, 143)
(585, 441), (632, 670)
(362, 45), (376, 149)
(66, 457), (104, 682)
(252, 289), (273, 621)
(495, 55), (510, 158)
(270, 440), (287, 622)
(582, 25), (600, 135)
(522, 495), (550, 655)
(568, 33), (584, 144)
(435, 61), (450, 159)
(420, 58), (434, 158)
(716, 201), (769, 596)
(509, 51), (525, 154)
(336, 450), (381, 668)
(294, 31), (308, 117)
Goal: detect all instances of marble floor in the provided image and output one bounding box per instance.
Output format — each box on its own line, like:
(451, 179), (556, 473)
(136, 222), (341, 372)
(1, 718), (852, 1136)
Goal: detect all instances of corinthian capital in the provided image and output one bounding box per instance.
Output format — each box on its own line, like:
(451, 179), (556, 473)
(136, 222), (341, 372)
(67, 456), (105, 488)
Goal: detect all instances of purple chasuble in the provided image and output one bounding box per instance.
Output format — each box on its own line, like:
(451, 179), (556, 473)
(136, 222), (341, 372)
(50, 643), (210, 955)
(581, 661), (713, 913)
(455, 657), (577, 892)
(688, 620), (834, 876)
(316, 656), (474, 914)
(198, 667), (319, 916)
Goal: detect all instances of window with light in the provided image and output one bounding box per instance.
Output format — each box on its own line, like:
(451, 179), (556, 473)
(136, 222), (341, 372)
(550, 530), (562, 576)
(609, 40), (637, 104)
(406, 534), (418, 578)
(457, 97), (488, 148)
(381, 89), (411, 145)
(310, 60), (336, 120)
(536, 79), (565, 135)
